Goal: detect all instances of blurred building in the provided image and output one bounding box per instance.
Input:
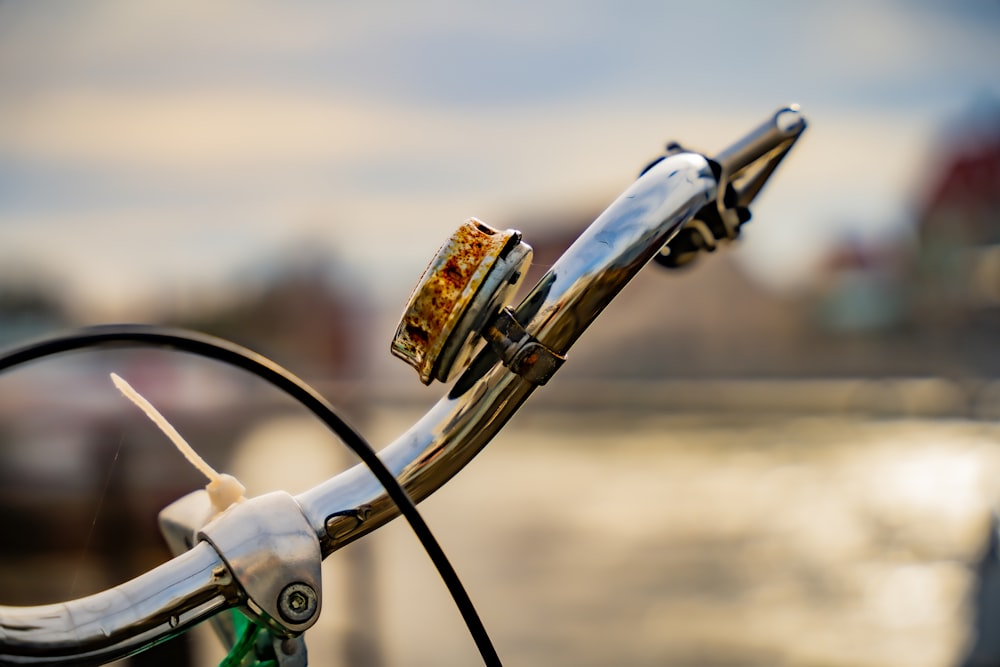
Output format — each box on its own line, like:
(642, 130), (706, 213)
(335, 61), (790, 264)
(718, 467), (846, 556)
(0, 273), (72, 348)
(164, 252), (371, 385)
(0, 250), (369, 606)
(912, 115), (1000, 333)
(811, 104), (1000, 379)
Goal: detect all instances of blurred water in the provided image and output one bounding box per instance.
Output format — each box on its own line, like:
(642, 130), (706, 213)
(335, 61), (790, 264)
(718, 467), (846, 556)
(307, 406), (1000, 667)
(4, 394), (1000, 666)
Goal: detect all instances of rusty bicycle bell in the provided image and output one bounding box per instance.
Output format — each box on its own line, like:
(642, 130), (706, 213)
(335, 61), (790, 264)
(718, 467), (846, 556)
(391, 218), (533, 384)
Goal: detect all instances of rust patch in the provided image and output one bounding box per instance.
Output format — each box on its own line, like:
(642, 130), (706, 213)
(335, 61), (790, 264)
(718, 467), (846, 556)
(391, 218), (513, 384)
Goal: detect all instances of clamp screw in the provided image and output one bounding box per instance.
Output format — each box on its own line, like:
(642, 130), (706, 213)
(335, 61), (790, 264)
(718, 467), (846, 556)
(278, 582), (318, 624)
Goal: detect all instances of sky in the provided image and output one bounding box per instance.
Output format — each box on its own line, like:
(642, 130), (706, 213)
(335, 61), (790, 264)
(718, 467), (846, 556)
(1, 1), (999, 320)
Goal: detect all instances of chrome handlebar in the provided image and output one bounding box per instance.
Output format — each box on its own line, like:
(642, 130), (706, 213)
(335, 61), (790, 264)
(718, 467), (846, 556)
(0, 543), (233, 665)
(297, 149), (719, 554)
(0, 107), (805, 665)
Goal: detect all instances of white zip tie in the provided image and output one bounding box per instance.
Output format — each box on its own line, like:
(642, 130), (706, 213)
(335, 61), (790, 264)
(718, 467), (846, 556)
(111, 372), (246, 513)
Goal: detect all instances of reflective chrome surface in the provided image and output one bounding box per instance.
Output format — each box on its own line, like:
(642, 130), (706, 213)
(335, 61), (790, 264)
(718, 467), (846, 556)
(713, 105), (806, 207)
(0, 108), (806, 665)
(296, 151), (718, 555)
(0, 542), (235, 665)
(198, 492), (323, 637)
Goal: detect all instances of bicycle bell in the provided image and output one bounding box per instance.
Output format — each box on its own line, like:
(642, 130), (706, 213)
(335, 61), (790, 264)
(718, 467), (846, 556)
(391, 218), (533, 384)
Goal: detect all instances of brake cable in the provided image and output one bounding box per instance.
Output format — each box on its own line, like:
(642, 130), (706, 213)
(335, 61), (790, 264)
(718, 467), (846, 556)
(0, 324), (502, 667)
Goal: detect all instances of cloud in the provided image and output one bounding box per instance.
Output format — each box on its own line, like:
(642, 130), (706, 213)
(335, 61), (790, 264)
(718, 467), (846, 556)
(792, 4), (1000, 106)
(1, 1), (997, 315)
(0, 88), (385, 169)
(0, 1), (346, 84)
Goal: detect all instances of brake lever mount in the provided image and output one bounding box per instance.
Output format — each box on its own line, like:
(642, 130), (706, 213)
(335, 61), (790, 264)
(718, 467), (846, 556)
(655, 105), (806, 269)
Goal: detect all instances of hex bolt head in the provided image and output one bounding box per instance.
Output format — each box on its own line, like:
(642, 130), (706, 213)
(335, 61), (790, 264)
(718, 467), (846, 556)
(278, 582), (318, 625)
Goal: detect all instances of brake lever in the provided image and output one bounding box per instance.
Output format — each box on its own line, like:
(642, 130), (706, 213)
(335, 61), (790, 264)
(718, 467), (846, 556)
(654, 105), (806, 269)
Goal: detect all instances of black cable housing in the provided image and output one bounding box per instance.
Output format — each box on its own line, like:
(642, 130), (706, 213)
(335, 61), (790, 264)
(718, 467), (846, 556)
(0, 324), (501, 667)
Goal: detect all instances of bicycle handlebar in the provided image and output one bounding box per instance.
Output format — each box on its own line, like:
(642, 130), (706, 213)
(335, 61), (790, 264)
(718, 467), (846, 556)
(296, 150), (718, 553)
(0, 107), (805, 665)
(0, 543), (234, 665)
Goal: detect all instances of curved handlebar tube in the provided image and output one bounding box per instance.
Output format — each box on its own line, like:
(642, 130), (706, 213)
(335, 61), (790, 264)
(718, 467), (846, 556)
(0, 543), (236, 666)
(295, 151), (718, 554)
(0, 151), (715, 666)
(0, 107), (805, 665)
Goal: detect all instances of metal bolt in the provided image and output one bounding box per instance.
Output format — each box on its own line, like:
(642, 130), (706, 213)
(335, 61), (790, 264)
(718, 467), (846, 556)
(278, 582), (318, 624)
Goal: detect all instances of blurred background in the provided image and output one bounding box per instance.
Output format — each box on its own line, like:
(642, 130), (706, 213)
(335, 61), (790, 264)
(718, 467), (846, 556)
(1, 1), (1000, 665)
